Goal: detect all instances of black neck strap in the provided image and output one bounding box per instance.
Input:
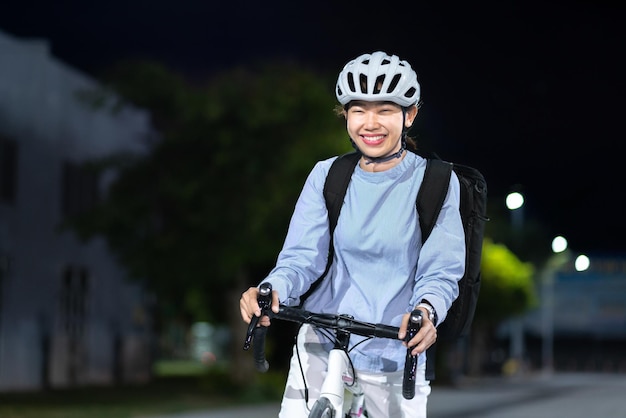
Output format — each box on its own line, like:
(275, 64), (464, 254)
(363, 142), (406, 165)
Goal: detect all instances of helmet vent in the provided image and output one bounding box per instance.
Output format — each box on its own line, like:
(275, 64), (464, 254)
(347, 72), (356, 93)
(359, 73), (367, 93)
(387, 74), (401, 93)
(374, 75), (385, 94)
(404, 87), (417, 99)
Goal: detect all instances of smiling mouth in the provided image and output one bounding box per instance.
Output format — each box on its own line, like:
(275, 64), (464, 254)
(361, 134), (386, 145)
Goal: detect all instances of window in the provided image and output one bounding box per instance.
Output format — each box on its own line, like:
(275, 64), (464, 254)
(0, 255), (9, 345)
(61, 161), (100, 218)
(59, 265), (89, 337)
(0, 137), (18, 204)
(59, 265), (90, 383)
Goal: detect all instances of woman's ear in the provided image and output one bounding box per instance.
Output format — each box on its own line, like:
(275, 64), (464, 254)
(405, 105), (419, 127)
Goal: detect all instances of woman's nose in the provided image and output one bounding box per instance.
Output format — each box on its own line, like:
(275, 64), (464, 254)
(363, 111), (378, 127)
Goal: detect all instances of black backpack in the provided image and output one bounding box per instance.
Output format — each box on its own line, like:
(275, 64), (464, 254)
(310, 150), (488, 378)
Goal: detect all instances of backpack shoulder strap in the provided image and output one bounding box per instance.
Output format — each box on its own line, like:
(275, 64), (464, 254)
(300, 151), (360, 304)
(417, 158), (453, 243)
(417, 157), (453, 381)
(324, 151), (361, 235)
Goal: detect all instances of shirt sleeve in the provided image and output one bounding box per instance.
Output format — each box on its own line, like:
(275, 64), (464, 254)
(260, 158), (335, 305)
(411, 171), (466, 325)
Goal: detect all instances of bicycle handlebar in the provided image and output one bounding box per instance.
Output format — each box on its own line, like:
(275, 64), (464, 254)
(273, 306), (401, 340)
(243, 282), (423, 400)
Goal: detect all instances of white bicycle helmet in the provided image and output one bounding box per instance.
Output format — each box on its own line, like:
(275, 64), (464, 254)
(336, 51), (420, 107)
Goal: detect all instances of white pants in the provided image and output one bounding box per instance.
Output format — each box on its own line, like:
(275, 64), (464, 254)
(279, 324), (431, 418)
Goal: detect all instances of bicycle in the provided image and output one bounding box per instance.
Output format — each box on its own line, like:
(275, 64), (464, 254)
(243, 282), (423, 418)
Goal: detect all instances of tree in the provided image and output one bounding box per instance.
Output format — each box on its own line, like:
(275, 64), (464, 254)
(67, 59), (352, 383)
(477, 238), (536, 320)
(436, 237), (537, 381)
(465, 238), (536, 376)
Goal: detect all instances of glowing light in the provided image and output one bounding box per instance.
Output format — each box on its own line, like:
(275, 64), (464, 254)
(551, 236), (568, 253)
(575, 255), (590, 272)
(506, 192), (524, 210)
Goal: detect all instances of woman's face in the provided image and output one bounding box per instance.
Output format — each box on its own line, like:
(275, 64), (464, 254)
(345, 101), (416, 159)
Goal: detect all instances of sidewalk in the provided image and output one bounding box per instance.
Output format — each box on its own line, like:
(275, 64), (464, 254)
(428, 372), (626, 417)
(140, 403), (279, 418)
(143, 372), (626, 418)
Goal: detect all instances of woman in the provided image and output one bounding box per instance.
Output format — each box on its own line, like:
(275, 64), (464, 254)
(240, 51), (465, 417)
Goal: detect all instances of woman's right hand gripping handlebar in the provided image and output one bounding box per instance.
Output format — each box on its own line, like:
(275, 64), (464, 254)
(239, 283), (280, 326)
(241, 283), (279, 372)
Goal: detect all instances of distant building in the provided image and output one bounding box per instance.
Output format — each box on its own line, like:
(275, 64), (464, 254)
(0, 29), (157, 391)
(498, 254), (626, 373)
(549, 257), (626, 339)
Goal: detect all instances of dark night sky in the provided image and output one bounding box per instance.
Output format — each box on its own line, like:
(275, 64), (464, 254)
(2, 0), (625, 255)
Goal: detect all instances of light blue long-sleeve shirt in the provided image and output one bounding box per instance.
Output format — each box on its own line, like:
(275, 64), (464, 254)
(262, 151), (465, 373)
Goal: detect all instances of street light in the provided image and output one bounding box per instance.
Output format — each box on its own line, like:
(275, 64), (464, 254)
(541, 236), (567, 376)
(552, 236), (568, 253)
(506, 192), (525, 232)
(541, 236), (590, 376)
(506, 191), (524, 210)
(575, 255), (590, 272)
(506, 191), (525, 374)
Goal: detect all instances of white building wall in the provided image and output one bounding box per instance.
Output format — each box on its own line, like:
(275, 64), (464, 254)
(0, 29), (156, 391)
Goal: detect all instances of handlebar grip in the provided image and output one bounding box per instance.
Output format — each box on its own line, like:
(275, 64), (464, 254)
(241, 282), (273, 372)
(252, 283), (272, 372)
(252, 326), (270, 372)
(402, 309), (423, 400)
(372, 323), (400, 339)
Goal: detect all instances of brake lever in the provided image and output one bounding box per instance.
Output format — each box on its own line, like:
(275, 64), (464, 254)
(243, 283), (272, 350)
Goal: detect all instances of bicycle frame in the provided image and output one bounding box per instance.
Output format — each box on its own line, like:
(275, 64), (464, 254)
(321, 328), (365, 416)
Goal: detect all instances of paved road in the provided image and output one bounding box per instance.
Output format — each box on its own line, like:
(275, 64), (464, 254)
(428, 372), (626, 417)
(143, 372), (626, 417)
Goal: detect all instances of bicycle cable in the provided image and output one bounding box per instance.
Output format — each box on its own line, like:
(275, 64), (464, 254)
(294, 323), (311, 406)
(294, 323), (337, 404)
(294, 322), (374, 401)
(344, 336), (374, 388)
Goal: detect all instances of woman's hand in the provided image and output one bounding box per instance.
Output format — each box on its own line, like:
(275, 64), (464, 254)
(239, 286), (279, 326)
(398, 308), (437, 356)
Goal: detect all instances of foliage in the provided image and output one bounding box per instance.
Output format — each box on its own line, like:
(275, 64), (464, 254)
(0, 375), (279, 418)
(66, 60), (351, 323)
(475, 238), (537, 324)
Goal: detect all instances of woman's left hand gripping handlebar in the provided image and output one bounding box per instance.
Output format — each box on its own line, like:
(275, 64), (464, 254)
(399, 307), (437, 356)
